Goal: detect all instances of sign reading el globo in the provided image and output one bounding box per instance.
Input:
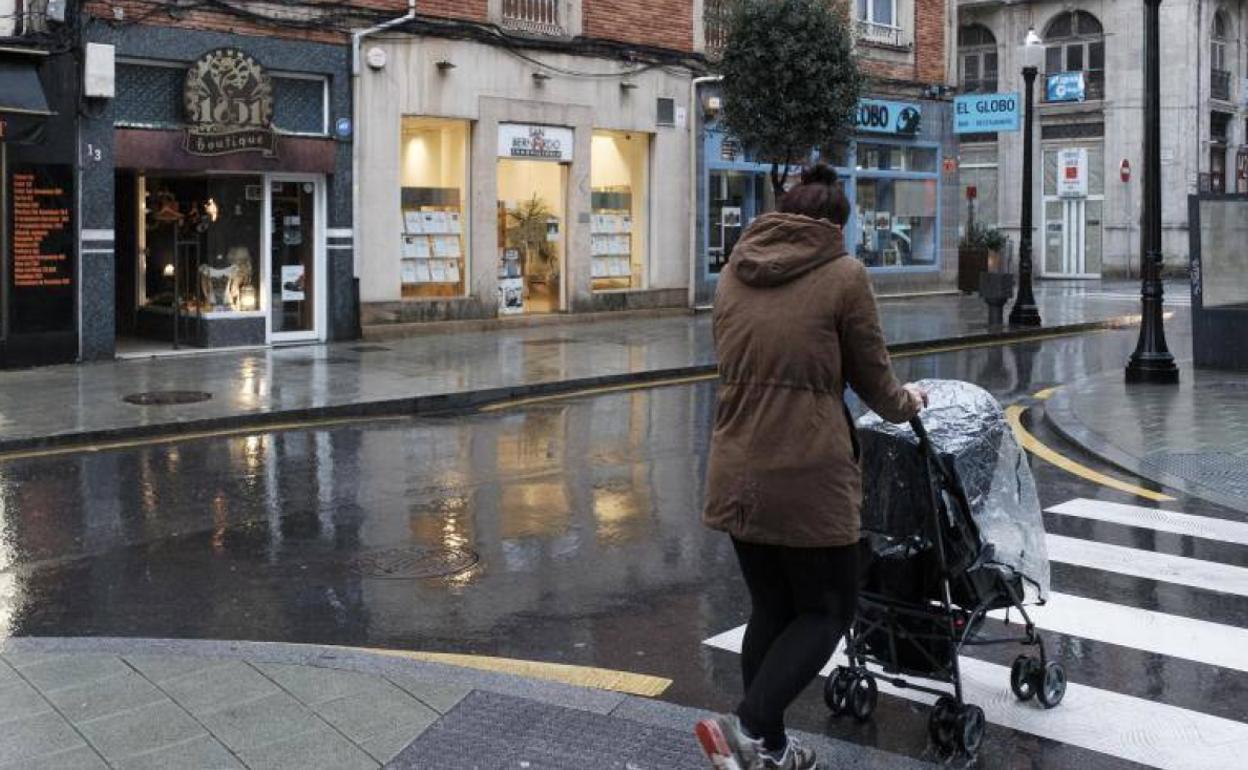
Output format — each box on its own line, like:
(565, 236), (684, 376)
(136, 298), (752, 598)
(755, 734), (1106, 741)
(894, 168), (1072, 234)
(954, 93), (1022, 134)
(855, 99), (922, 135)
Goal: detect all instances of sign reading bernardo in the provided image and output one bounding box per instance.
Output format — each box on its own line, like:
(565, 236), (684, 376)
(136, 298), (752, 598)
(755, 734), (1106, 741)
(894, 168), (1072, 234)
(498, 123), (573, 162)
(184, 48), (276, 157)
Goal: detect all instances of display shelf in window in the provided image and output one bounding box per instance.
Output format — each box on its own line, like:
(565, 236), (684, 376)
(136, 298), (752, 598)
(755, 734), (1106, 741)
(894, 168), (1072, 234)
(400, 186), (466, 298)
(591, 187), (635, 290)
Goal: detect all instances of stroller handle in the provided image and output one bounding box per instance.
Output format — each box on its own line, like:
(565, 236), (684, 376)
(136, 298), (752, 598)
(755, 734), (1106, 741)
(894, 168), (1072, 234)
(909, 416), (929, 440)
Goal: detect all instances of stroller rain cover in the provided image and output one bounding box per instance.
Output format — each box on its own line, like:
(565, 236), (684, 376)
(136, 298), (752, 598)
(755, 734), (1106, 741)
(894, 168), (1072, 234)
(856, 379), (1050, 604)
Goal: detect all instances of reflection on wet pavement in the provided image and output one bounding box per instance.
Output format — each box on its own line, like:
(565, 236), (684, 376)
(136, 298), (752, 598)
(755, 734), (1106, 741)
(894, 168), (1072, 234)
(1, 323), (1239, 769)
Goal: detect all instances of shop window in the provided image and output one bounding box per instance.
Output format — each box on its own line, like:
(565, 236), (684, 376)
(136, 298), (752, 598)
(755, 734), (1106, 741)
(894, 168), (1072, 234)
(591, 131), (650, 291)
(399, 117), (469, 299)
(857, 144), (937, 173)
(707, 171), (768, 275)
(959, 145), (999, 230)
(1043, 11), (1105, 102)
(138, 175), (264, 317)
(854, 176), (938, 268)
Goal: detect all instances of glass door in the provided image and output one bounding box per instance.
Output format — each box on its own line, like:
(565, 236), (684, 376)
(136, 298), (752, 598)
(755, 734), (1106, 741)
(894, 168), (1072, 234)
(269, 177), (321, 341)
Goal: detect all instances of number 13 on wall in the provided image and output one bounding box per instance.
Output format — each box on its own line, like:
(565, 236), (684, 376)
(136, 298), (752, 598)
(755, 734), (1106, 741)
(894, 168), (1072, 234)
(84, 143), (104, 163)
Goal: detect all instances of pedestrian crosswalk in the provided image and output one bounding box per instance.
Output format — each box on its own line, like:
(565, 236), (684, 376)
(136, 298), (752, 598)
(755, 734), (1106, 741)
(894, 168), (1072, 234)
(701, 497), (1248, 770)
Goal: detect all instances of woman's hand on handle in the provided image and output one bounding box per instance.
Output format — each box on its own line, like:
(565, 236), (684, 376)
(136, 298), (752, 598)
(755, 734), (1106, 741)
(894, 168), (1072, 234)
(903, 383), (928, 416)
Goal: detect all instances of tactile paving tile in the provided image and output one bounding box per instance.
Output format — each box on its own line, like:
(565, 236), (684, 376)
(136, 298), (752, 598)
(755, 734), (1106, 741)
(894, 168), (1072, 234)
(1147, 452), (1248, 498)
(385, 690), (706, 770)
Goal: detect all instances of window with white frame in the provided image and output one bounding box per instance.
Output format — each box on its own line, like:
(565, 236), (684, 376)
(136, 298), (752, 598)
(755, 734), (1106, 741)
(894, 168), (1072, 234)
(958, 25), (998, 94)
(496, 0), (580, 37)
(1212, 10), (1232, 102)
(856, 0), (905, 47)
(1043, 11), (1105, 102)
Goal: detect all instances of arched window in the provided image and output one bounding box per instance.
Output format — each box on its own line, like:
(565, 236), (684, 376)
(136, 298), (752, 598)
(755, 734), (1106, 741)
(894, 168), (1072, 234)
(1212, 10), (1232, 101)
(1043, 11), (1105, 101)
(958, 25), (998, 94)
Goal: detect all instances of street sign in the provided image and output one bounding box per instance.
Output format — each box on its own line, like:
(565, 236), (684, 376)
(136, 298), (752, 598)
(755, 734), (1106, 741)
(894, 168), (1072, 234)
(1046, 72), (1086, 103)
(953, 92), (1022, 134)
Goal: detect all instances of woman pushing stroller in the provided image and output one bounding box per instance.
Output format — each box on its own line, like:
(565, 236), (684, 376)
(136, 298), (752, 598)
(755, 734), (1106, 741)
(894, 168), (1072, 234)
(695, 163), (926, 770)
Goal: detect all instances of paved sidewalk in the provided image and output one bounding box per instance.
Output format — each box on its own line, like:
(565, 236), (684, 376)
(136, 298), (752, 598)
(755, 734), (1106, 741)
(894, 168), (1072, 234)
(0, 638), (929, 770)
(0, 284), (1146, 452)
(1045, 364), (1248, 514)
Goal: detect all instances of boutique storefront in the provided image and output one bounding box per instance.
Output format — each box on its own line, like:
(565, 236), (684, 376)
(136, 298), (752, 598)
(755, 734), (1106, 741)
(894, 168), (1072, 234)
(78, 25), (355, 359)
(356, 35), (692, 325)
(694, 93), (959, 305)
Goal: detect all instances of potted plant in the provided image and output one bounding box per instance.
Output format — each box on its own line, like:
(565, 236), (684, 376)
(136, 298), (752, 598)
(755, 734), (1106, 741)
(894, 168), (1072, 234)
(958, 224), (1008, 293)
(506, 195), (560, 287)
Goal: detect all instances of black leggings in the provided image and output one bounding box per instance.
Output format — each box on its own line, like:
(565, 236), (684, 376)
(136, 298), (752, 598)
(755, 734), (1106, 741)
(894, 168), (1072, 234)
(731, 537), (859, 751)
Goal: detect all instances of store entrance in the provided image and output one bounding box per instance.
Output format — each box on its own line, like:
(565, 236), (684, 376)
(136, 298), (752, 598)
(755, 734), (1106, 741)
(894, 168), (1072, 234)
(497, 159), (566, 315)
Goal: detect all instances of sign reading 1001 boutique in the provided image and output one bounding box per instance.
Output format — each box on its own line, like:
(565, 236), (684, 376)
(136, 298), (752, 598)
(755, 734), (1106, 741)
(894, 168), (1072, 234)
(954, 93), (1022, 134)
(184, 48), (276, 157)
(854, 99), (922, 136)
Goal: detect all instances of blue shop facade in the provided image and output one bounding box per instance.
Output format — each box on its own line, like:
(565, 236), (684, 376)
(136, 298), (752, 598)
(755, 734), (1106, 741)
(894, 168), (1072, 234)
(694, 91), (960, 305)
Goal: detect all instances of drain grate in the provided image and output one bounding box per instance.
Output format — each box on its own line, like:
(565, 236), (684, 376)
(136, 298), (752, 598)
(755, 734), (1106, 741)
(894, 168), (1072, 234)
(350, 345), (392, 353)
(123, 390), (213, 406)
(277, 357), (353, 366)
(521, 338), (577, 348)
(350, 546), (479, 579)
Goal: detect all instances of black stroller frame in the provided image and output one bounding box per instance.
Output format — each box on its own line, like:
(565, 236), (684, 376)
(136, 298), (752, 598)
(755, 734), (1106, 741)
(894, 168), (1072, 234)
(824, 417), (1067, 757)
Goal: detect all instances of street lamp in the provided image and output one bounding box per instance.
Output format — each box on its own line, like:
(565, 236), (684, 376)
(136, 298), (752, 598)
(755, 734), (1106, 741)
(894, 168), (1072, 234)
(1009, 27), (1044, 326)
(1125, 0), (1180, 383)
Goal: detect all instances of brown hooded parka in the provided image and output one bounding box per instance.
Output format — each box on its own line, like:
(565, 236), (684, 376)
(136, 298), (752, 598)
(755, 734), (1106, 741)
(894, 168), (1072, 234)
(703, 212), (920, 548)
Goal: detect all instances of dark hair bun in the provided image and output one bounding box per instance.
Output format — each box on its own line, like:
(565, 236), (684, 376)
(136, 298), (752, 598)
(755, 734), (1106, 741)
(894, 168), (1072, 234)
(800, 163), (838, 186)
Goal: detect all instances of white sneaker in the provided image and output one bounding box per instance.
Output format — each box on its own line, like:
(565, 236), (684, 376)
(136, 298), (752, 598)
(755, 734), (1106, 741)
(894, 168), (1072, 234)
(757, 735), (818, 770)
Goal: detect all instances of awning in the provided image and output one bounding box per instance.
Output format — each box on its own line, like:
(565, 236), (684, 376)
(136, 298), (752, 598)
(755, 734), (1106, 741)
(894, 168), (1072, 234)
(0, 57), (51, 145)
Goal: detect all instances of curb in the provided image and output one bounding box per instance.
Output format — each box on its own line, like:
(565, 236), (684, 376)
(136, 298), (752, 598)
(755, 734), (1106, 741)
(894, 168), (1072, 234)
(0, 316), (1138, 457)
(1042, 375), (1248, 514)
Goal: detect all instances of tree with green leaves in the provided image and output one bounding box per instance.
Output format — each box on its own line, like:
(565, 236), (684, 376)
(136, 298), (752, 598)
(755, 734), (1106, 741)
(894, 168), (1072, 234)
(718, 0), (864, 198)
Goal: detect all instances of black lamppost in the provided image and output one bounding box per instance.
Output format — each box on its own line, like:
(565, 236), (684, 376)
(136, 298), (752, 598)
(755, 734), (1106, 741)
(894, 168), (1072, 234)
(1009, 29), (1044, 327)
(1126, 0), (1180, 383)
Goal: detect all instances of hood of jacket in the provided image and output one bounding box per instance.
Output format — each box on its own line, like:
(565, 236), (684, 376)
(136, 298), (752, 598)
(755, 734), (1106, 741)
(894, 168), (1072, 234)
(729, 213), (846, 288)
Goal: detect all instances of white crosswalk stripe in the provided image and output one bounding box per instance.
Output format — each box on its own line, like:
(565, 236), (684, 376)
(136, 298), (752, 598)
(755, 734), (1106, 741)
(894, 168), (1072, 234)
(1046, 533), (1248, 597)
(1046, 498), (1248, 546)
(702, 497), (1248, 770)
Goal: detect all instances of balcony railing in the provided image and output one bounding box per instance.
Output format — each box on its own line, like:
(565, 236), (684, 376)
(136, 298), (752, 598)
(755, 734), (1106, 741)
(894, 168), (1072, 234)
(1212, 68), (1232, 101)
(856, 20), (908, 48)
(961, 78), (999, 94)
(704, 0), (731, 58)
(501, 0), (563, 37)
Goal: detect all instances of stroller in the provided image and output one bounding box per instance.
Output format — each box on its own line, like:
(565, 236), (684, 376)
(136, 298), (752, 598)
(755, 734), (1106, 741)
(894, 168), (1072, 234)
(824, 380), (1066, 756)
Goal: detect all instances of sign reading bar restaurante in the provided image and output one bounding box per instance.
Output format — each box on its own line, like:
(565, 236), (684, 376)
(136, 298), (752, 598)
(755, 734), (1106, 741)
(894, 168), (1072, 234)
(183, 48), (276, 157)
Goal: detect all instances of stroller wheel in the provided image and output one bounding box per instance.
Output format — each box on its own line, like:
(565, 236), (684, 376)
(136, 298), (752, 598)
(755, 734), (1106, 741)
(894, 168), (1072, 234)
(927, 696), (958, 750)
(1010, 655), (1038, 701)
(849, 673), (878, 722)
(1036, 662), (1067, 709)
(824, 667), (853, 715)
(957, 704), (986, 755)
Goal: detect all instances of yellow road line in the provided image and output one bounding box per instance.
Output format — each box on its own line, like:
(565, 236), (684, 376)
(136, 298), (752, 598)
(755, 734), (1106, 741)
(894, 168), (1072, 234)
(354, 648), (672, 697)
(1005, 405), (1175, 502)
(1032, 387), (1059, 401)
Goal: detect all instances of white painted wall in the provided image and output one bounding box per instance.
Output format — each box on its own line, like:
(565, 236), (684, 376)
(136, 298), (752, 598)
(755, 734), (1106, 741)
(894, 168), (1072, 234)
(356, 35), (692, 307)
(0, 0), (17, 37)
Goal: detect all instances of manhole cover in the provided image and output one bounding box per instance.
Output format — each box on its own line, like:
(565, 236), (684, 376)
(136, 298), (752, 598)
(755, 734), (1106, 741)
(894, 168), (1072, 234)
(351, 546), (479, 579)
(123, 391), (213, 406)
(350, 345), (392, 353)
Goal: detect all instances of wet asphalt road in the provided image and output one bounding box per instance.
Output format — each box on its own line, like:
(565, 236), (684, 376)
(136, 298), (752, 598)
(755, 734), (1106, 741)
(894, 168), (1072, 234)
(1, 323), (1245, 769)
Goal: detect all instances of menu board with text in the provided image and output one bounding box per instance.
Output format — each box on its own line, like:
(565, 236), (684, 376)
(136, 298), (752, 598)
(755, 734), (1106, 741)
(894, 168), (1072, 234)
(8, 165), (75, 334)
